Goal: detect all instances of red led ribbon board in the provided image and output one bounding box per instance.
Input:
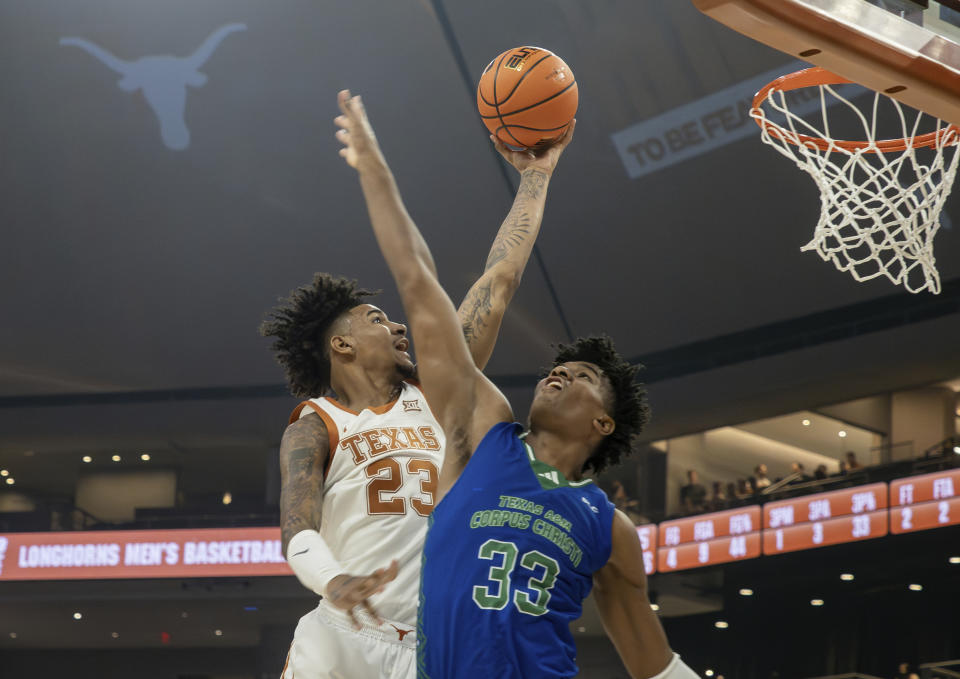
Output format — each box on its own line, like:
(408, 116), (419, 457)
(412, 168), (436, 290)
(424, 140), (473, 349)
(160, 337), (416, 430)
(636, 524), (658, 575)
(890, 468), (960, 534)
(657, 506), (762, 572)
(763, 483), (888, 528)
(658, 506), (762, 546)
(658, 532), (762, 572)
(762, 510), (888, 555)
(0, 527), (292, 581)
(762, 483), (889, 555)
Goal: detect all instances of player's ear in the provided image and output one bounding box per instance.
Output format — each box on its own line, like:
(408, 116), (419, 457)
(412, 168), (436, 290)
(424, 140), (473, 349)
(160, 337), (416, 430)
(329, 334), (355, 357)
(593, 414), (614, 437)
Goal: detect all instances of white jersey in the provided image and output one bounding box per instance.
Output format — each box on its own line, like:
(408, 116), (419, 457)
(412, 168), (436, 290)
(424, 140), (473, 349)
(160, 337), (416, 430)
(290, 380), (444, 626)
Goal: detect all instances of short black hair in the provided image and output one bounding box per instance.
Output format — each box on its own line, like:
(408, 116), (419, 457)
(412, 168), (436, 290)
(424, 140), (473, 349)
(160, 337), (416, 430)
(260, 274), (377, 398)
(551, 335), (649, 474)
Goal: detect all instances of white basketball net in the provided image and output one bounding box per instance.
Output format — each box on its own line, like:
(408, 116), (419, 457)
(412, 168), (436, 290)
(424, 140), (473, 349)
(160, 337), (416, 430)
(752, 83), (960, 294)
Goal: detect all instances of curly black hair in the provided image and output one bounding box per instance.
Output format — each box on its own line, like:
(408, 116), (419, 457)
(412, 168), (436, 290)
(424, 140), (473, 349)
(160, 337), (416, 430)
(551, 335), (649, 475)
(260, 274), (378, 398)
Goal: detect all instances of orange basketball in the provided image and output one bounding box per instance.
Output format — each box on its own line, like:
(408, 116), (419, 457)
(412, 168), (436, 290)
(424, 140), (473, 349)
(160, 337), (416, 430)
(477, 46), (578, 149)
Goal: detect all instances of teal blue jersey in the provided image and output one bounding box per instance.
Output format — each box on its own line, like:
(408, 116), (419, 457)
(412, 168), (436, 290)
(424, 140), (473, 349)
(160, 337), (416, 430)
(417, 422), (615, 678)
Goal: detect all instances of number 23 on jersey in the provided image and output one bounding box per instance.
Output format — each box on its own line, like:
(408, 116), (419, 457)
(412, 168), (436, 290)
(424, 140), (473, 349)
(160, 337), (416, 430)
(365, 456), (439, 516)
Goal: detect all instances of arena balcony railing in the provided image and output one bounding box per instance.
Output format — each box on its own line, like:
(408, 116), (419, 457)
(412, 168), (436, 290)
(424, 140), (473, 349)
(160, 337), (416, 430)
(671, 435), (960, 520)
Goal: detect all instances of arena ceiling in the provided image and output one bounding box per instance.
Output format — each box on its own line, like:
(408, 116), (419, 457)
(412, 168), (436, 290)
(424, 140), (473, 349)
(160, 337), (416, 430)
(0, 0), (958, 491)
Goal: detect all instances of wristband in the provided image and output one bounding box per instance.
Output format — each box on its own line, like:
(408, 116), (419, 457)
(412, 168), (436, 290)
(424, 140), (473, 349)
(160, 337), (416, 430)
(650, 653), (700, 679)
(286, 529), (343, 597)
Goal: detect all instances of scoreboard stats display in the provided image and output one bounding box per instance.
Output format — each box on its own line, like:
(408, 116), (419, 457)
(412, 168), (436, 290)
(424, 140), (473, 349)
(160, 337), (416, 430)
(890, 468), (960, 534)
(762, 483), (888, 555)
(657, 506), (762, 572)
(636, 524), (658, 575)
(634, 470), (956, 573)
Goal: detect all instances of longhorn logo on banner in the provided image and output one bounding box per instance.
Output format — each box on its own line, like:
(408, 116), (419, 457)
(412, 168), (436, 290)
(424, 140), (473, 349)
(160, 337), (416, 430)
(60, 24), (246, 150)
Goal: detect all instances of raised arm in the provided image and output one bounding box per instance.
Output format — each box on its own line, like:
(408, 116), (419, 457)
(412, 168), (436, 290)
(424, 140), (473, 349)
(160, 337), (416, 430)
(458, 123), (575, 370)
(334, 90), (512, 494)
(594, 511), (697, 679)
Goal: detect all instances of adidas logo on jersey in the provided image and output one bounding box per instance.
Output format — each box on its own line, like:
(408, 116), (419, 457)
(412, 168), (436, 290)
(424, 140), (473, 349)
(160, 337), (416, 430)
(340, 426), (441, 464)
(538, 470), (560, 486)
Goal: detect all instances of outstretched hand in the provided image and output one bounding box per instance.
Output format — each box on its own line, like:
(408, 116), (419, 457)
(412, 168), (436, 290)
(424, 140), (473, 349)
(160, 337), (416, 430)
(335, 89), (385, 170)
(324, 560), (399, 629)
(491, 118), (576, 176)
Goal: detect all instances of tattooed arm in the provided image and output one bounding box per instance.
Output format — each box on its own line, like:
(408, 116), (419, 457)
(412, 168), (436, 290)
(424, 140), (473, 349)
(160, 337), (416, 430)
(458, 121), (577, 370)
(280, 412), (400, 619)
(278, 414), (328, 556)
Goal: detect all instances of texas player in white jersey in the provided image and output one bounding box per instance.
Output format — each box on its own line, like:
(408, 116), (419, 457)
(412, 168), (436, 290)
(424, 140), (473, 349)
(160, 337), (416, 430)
(288, 380), (443, 629)
(261, 110), (576, 679)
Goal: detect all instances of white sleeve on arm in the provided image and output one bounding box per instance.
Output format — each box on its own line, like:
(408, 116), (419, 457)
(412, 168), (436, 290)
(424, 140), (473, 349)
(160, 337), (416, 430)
(286, 529), (343, 597)
(649, 653), (700, 679)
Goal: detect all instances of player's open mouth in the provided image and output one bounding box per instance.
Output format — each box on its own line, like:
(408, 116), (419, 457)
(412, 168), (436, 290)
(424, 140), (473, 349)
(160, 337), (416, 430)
(544, 376), (564, 391)
(395, 338), (409, 352)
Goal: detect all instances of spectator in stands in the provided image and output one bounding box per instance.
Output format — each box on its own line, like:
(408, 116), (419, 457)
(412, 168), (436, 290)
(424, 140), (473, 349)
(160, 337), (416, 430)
(725, 481), (743, 507)
(753, 463), (772, 489)
(680, 469), (707, 515)
(708, 481), (727, 511)
(814, 463), (828, 480)
(893, 662), (910, 679)
(735, 478), (751, 498)
(789, 462), (813, 484)
(747, 475), (759, 495)
(843, 451), (863, 472)
(610, 479), (646, 525)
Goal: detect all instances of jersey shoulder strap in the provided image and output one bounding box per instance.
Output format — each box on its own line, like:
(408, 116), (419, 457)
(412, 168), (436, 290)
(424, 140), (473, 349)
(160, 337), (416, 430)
(288, 400), (339, 477)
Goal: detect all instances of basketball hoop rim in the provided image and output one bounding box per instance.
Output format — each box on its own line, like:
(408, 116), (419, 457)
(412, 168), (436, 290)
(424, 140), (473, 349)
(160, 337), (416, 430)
(751, 66), (960, 153)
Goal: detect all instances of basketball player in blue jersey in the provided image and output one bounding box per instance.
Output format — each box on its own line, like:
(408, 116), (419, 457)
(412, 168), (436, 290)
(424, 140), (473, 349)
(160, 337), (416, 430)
(261, 101), (574, 678)
(336, 89), (699, 679)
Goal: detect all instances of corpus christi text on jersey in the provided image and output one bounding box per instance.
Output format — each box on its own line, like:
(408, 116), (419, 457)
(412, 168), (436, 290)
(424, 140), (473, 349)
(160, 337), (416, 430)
(471, 495), (582, 567)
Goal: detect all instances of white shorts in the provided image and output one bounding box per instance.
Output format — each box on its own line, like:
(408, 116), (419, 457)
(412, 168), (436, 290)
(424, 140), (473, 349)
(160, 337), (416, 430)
(281, 600), (417, 679)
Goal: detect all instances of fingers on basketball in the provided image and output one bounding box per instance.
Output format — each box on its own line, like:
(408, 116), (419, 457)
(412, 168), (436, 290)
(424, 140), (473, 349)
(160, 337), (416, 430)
(559, 118), (577, 145)
(540, 118), (576, 155)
